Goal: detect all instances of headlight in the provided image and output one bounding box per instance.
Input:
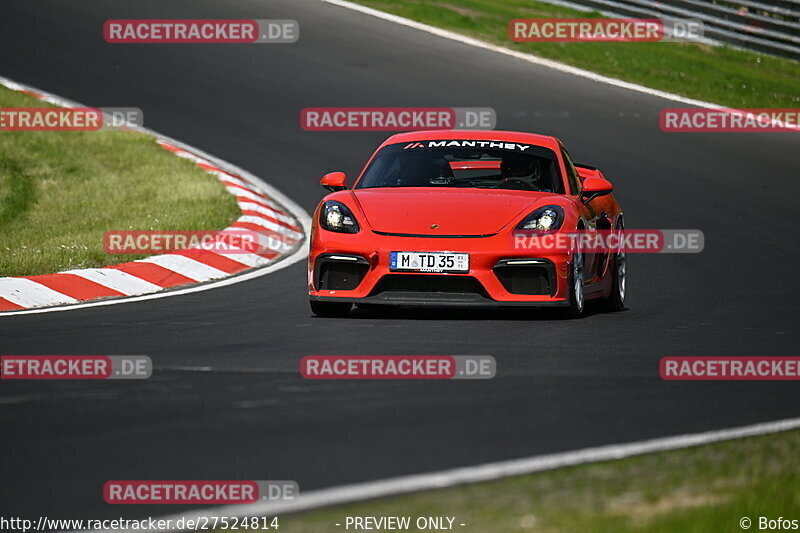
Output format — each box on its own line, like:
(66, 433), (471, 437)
(516, 205), (564, 232)
(320, 201), (360, 233)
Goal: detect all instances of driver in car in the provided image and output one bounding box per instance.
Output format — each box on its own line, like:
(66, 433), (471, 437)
(500, 154), (551, 192)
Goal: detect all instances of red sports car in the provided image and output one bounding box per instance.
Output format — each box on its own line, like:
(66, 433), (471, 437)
(308, 130), (625, 318)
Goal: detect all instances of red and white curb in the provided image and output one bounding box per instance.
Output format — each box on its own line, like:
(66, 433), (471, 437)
(0, 76), (310, 314)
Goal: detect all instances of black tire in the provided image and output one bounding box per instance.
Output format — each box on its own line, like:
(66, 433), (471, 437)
(602, 250), (626, 312)
(602, 220), (626, 312)
(310, 300), (352, 317)
(560, 254), (585, 319)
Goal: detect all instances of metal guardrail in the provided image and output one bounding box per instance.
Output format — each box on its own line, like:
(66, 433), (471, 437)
(542, 0), (800, 60)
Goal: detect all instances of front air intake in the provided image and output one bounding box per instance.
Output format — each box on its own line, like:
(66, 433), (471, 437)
(315, 255), (369, 290)
(494, 260), (555, 295)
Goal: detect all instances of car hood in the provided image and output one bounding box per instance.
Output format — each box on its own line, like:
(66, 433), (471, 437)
(351, 188), (555, 235)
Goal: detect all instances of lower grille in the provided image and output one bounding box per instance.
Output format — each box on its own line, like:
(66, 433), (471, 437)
(371, 274), (488, 297)
(494, 264), (553, 295)
(316, 259), (368, 290)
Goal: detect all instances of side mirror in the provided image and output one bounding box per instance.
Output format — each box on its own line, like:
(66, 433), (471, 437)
(321, 171), (347, 192)
(580, 177), (613, 204)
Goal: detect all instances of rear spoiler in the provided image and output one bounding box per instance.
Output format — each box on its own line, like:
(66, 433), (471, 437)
(574, 163), (607, 181)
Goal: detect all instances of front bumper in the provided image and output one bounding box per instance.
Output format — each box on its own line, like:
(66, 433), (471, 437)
(309, 294), (568, 308)
(309, 229), (574, 307)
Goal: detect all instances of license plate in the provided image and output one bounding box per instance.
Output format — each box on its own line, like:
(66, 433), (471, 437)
(390, 252), (469, 273)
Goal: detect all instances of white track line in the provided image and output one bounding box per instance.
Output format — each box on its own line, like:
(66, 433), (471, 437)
(320, 1), (796, 131)
(86, 416), (800, 532)
(322, 0), (723, 109)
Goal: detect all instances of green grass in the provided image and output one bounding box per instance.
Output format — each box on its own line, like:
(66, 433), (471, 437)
(272, 429), (800, 533)
(352, 0), (800, 108)
(0, 85), (240, 276)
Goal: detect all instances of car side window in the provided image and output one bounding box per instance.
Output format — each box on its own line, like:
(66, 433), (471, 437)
(560, 147), (582, 195)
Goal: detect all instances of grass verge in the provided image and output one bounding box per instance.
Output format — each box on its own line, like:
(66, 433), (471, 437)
(0, 85), (240, 277)
(349, 0), (800, 108)
(273, 429), (800, 532)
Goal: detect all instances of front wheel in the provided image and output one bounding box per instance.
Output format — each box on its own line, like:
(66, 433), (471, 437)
(561, 254), (585, 319)
(602, 219), (626, 312)
(310, 300), (352, 317)
(602, 249), (626, 312)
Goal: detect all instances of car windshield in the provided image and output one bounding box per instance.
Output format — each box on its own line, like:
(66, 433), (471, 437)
(356, 141), (564, 193)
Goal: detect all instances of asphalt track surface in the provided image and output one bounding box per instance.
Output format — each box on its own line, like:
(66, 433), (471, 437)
(1, 0), (799, 522)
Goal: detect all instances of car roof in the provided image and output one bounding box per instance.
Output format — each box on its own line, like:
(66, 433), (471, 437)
(380, 130), (563, 151)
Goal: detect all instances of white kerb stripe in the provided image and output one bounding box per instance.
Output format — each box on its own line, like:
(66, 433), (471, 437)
(214, 172), (250, 188)
(63, 268), (163, 295)
(247, 233), (295, 253)
(0, 278), (78, 307)
(238, 201), (296, 226)
(217, 253), (273, 267)
(0, 75), (311, 317)
(228, 187), (272, 204)
(179, 245), (273, 267)
(171, 150), (213, 166)
(237, 215), (303, 240)
(138, 255), (229, 282)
